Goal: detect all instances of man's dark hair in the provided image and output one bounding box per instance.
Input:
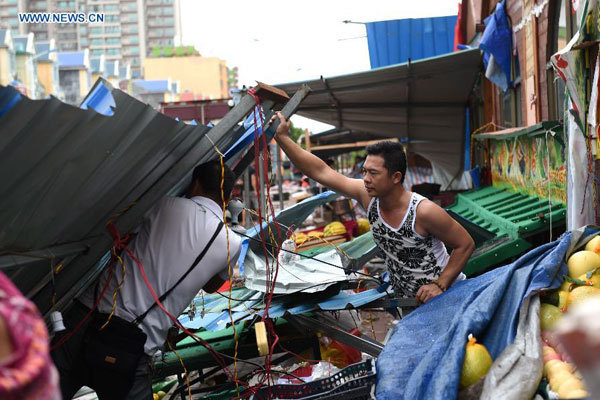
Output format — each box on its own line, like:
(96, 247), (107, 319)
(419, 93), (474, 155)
(365, 141), (407, 184)
(192, 160), (236, 200)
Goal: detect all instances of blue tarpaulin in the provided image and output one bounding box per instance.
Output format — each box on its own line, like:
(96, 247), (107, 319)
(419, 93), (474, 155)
(376, 228), (598, 399)
(479, 0), (512, 92)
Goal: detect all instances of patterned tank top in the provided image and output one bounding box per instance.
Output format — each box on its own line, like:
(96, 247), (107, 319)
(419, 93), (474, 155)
(367, 192), (464, 297)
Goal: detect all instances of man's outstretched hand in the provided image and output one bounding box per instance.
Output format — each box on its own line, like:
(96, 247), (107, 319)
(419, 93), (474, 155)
(271, 111), (291, 140)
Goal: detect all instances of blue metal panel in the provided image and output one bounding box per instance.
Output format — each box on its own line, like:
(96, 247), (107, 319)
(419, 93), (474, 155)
(366, 16), (457, 69)
(79, 80), (116, 116)
(0, 85), (22, 118)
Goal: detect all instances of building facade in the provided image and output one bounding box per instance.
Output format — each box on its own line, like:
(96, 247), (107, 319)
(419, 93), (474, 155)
(464, 0), (599, 225)
(143, 52), (230, 100)
(35, 39), (60, 97)
(0, 29), (17, 86)
(58, 48), (90, 104)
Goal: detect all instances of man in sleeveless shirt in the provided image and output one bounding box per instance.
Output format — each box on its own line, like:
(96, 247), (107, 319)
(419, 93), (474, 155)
(272, 113), (475, 304)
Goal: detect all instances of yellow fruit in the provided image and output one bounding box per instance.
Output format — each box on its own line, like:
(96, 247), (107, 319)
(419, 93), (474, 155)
(560, 389), (588, 399)
(307, 230), (324, 238)
(357, 218), (370, 235)
(584, 235), (600, 254)
(550, 370), (574, 392)
(324, 221), (346, 237)
(542, 346), (557, 356)
(293, 232), (307, 244)
(558, 291), (569, 310)
(567, 251), (600, 278)
(568, 285), (600, 308)
(540, 303), (563, 331)
(544, 359), (563, 377)
(153, 394), (159, 400)
(547, 361), (572, 379)
(557, 377), (586, 398)
(460, 335), (493, 388)
(157, 391), (167, 399)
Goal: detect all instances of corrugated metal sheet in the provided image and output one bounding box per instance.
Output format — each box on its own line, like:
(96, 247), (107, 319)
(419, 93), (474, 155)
(366, 16), (457, 69)
(179, 287), (388, 332)
(0, 78), (304, 317)
(277, 49), (482, 181)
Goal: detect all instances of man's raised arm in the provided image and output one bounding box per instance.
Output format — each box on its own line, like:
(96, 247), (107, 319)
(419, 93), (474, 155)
(273, 113), (370, 208)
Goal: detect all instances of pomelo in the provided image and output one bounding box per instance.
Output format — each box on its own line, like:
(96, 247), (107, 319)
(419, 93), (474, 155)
(550, 370), (574, 392)
(460, 335), (493, 388)
(540, 303), (563, 331)
(567, 251), (600, 278)
(561, 389), (588, 399)
(569, 285), (600, 308)
(557, 377), (586, 398)
(584, 235), (600, 254)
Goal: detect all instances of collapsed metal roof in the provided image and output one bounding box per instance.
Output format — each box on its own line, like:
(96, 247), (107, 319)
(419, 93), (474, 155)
(0, 79), (309, 318)
(276, 49), (482, 182)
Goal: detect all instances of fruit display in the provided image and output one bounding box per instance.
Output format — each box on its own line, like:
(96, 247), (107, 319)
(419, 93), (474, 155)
(542, 340), (587, 399)
(307, 230), (324, 238)
(538, 234), (600, 399)
(460, 334), (493, 389)
(292, 232), (308, 245)
(357, 218), (371, 236)
(323, 221), (347, 237)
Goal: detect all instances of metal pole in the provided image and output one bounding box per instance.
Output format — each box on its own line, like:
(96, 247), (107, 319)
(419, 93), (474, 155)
(259, 152), (266, 217)
(243, 169), (251, 228)
(276, 144), (284, 211)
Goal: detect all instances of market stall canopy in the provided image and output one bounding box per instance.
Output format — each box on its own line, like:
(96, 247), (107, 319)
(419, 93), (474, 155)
(276, 49), (482, 187)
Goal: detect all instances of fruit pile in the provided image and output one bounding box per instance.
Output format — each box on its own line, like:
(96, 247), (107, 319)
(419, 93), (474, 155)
(323, 221), (347, 237)
(538, 234), (600, 399)
(542, 334), (587, 399)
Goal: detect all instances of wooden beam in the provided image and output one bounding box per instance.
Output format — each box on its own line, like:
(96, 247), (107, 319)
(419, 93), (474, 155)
(310, 138), (399, 151)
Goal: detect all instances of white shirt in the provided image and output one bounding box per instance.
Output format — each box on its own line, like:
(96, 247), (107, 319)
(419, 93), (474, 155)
(79, 196), (242, 354)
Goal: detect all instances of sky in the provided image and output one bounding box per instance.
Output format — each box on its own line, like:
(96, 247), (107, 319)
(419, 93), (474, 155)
(180, 0), (460, 132)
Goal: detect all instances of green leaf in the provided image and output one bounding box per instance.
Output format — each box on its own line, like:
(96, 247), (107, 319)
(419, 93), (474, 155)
(565, 276), (587, 285)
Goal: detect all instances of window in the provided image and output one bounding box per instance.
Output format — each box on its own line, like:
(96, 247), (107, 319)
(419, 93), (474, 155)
(500, 53), (522, 127)
(105, 26), (121, 34)
(8, 7), (17, 15)
(80, 26), (87, 34)
(91, 49), (103, 56)
(90, 27), (103, 35)
(547, 0), (577, 121)
(163, 7), (173, 15)
(164, 28), (174, 36)
(128, 46), (139, 55)
(80, 38), (87, 46)
(105, 15), (119, 23)
(90, 38), (103, 46)
(104, 4), (118, 12)
(107, 48), (119, 55)
(106, 37), (119, 45)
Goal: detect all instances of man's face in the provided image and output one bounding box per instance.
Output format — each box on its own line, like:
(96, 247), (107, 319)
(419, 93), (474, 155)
(361, 155), (402, 197)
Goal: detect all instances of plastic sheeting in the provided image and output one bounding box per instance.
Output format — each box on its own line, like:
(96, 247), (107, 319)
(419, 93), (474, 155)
(479, 0), (512, 92)
(376, 227), (599, 400)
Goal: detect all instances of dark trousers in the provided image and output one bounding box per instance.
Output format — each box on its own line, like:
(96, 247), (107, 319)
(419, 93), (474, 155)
(51, 302), (153, 400)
